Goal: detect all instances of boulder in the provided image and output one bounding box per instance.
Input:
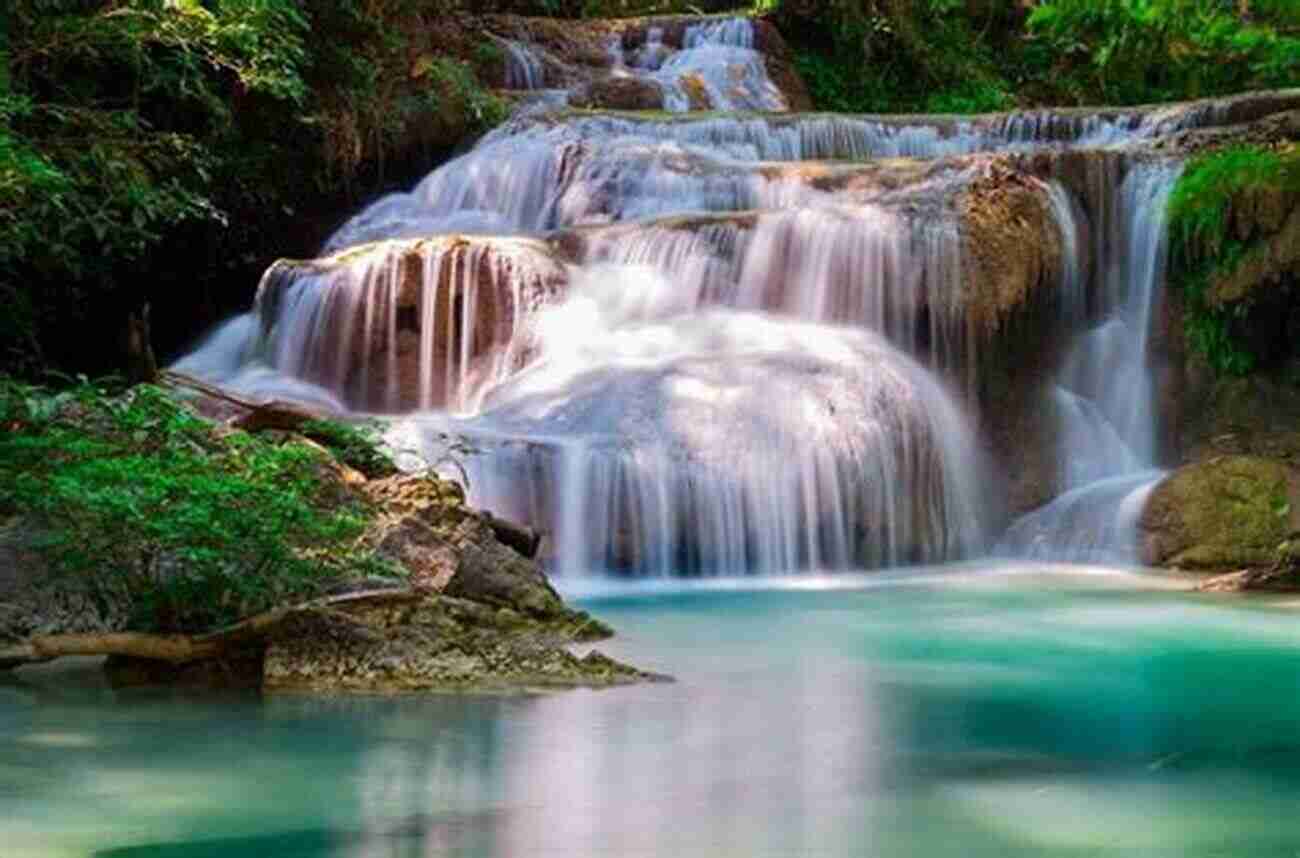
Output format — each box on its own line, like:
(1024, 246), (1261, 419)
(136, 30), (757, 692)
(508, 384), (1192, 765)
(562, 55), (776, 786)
(360, 473), (565, 618)
(570, 76), (665, 111)
(1138, 455), (1300, 570)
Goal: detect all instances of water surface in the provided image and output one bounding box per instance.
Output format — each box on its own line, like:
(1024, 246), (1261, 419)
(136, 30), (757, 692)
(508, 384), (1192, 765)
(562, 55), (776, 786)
(5, 563), (1300, 857)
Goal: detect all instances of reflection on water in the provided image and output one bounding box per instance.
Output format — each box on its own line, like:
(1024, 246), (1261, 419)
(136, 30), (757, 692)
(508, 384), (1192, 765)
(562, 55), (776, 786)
(5, 564), (1300, 857)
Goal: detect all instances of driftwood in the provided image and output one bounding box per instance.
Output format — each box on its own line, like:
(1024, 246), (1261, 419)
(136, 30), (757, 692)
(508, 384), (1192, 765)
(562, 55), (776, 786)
(161, 370), (335, 431)
(0, 588), (418, 672)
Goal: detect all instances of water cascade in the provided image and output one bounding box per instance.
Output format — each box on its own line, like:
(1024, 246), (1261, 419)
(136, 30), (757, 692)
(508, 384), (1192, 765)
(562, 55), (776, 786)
(176, 15), (1244, 575)
(997, 163), (1181, 561)
(502, 39), (547, 91)
(401, 267), (990, 575)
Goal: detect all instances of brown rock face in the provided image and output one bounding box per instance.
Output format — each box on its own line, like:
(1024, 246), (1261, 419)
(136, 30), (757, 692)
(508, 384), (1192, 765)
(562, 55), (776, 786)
(1139, 455), (1300, 570)
(570, 75), (666, 110)
(259, 237), (568, 413)
(361, 474), (566, 619)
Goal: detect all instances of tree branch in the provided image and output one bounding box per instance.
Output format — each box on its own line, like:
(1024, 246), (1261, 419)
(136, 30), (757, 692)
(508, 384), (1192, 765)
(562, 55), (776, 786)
(0, 588), (418, 671)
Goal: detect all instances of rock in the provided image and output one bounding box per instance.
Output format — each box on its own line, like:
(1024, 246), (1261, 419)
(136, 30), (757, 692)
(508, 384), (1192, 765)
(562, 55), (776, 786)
(263, 593), (660, 692)
(360, 473), (568, 618)
(256, 237), (568, 412)
(1196, 563), (1300, 593)
(0, 387), (654, 691)
(1139, 455), (1300, 570)
(570, 76), (665, 111)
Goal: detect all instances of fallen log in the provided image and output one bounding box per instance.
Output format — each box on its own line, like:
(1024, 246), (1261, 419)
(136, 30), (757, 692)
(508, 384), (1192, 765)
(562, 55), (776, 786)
(161, 370), (337, 432)
(0, 588), (418, 672)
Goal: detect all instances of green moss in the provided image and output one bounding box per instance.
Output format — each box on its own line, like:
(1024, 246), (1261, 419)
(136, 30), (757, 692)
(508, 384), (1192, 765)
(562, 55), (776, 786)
(1150, 455), (1295, 569)
(299, 419), (399, 480)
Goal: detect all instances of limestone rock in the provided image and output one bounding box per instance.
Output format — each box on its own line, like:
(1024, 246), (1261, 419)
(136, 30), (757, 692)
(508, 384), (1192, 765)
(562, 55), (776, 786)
(263, 594), (655, 692)
(570, 76), (665, 111)
(1139, 455), (1300, 570)
(360, 473), (567, 619)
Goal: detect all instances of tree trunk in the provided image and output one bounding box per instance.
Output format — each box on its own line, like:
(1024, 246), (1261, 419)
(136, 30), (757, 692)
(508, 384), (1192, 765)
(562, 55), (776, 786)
(123, 303), (159, 385)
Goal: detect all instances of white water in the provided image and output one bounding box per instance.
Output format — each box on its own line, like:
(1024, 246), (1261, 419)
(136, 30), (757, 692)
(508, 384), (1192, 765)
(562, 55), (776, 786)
(393, 267), (989, 575)
(502, 39), (546, 91)
(997, 162), (1182, 561)
(175, 16), (1204, 575)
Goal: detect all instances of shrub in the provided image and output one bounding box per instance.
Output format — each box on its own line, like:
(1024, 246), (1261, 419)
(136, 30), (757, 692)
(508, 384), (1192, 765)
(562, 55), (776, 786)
(0, 379), (397, 633)
(1167, 145), (1300, 376)
(1028, 0), (1300, 105)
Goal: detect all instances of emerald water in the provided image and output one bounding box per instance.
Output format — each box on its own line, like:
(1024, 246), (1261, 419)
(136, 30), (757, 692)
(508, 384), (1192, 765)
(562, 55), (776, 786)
(5, 563), (1300, 857)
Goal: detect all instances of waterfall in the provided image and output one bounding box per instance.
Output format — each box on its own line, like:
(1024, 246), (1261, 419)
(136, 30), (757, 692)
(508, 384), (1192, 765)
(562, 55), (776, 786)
(182, 237), (566, 413)
(997, 162), (1182, 562)
(398, 267), (989, 575)
(174, 16), (1221, 576)
(502, 40), (546, 91)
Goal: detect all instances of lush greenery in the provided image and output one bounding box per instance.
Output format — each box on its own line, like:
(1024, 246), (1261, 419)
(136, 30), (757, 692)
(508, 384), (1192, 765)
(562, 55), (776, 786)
(0, 379), (397, 633)
(770, 0), (1016, 114)
(1027, 0), (1300, 105)
(1168, 145), (1300, 375)
(300, 418), (400, 480)
(2, 0), (509, 377)
(766, 0), (1297, 114)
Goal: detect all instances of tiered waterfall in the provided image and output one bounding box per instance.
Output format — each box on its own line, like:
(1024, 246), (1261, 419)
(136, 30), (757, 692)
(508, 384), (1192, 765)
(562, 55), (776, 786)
(178, 16), (1241, 575)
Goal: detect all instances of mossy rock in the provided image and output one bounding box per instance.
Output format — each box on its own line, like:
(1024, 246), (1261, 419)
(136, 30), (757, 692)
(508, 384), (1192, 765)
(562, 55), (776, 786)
(1139, 455), (1300, 570)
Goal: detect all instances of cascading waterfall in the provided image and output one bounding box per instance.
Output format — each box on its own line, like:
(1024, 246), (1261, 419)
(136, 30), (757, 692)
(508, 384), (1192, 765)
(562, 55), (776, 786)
(396, 267), (989, 575)
(176, 14), (1217, 575)
(180, 237), (566, 413)
(502, 39), (546, 91)
(997, 162), (1182, 562)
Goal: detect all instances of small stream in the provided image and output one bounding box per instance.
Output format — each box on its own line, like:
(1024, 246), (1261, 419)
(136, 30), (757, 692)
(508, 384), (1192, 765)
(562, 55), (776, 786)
(5, 565), (1300, 857)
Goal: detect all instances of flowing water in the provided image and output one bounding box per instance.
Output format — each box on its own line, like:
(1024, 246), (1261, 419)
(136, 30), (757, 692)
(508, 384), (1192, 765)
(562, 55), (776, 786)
(7, 567), (1300, 858)
(173, 20), (1249, 569)
(37, 18), (1300, 856)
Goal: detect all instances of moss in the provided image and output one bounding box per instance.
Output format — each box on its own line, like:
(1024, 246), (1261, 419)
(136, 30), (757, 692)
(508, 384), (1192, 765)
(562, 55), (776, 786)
(1142, 456), (1298, 570)
(1168, 145), (1300, 377)
(1169, 146), (1300, 263)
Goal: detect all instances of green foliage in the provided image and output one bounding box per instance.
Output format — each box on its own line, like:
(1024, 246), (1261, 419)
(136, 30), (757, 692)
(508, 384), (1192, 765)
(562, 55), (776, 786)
(1168, 145), (1300, 260)
(775, 0), (1015, 114)
(924, 79), (1013, 115)
(300, 419), (399, 480)
(1167, 146), (1300, 376)
(4, 0), (513, 378)
(0, 379), (397, 633)
(1028, 0), (1300, 104)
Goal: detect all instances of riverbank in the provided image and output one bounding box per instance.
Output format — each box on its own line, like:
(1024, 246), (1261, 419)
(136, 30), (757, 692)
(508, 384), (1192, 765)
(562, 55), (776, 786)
(0, 376), (661, 692)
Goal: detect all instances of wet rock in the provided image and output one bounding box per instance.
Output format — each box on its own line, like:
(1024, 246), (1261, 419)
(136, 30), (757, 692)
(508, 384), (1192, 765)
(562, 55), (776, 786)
(263, 594), (658, 692)
(257, 237), (568, 412)
(480, 13), (812, 112)
(570, 76), (665, 111)
(361, 473), (568, 619)
(1139, 455), (1300, 570)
